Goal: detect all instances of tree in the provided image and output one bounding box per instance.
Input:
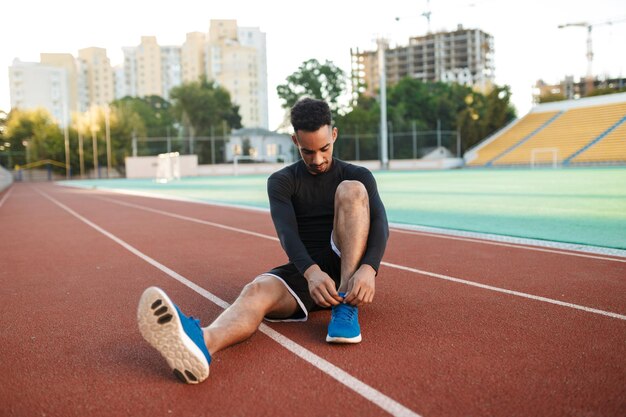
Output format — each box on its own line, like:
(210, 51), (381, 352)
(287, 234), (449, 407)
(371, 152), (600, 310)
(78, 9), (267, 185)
(277, 59), (347, 114)
(170, 76), (242, 136)
(538, 92), (566, 103)
(111, 95), (176, 137)
(4, 108), (63, 167)
(170, 76), (242, 164)
(335, 78), (516, 158)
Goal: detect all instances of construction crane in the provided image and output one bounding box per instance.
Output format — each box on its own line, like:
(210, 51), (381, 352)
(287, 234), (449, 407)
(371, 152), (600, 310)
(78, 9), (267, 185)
(395, 0), (433, 34)
(558, 18), (626, 94)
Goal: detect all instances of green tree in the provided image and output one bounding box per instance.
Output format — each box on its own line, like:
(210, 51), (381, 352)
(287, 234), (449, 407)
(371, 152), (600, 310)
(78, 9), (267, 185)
(586, 86), (626, 97)
(334, 95), (380, 160)
(170, 76), (242, 164)
(4, 108), (64, 167)
(539, 92), (566, 103)
(111, 95), (176, 137)
(170, 76), (242, 136)
(336, 78), (516, 158)
(277, 59), (347, 114)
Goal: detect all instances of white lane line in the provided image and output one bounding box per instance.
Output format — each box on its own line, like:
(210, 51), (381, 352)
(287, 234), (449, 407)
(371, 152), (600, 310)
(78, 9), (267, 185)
(0, 186), (14, 208)
(97, 196), (279, 242)
(37, 188), (421, 417)
(382, 261), (626, 321)
(93, 193), (626, 322)
(390, 227), (626, 263)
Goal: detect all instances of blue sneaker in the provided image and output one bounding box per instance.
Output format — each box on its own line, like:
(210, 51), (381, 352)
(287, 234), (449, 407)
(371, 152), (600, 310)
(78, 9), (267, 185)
(137, 287), (211, 383)
(326, 293), (362, 343)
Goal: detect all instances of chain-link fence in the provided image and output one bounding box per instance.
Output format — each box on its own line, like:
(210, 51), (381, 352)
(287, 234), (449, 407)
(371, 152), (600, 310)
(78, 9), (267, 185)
(334, 129), (461, 161)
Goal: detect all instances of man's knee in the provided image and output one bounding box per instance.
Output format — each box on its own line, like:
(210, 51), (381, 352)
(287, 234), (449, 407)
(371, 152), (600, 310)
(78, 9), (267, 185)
(239, 275), (297, 317)
(335, 180), (368, 207)
(240, 276), (276, 301)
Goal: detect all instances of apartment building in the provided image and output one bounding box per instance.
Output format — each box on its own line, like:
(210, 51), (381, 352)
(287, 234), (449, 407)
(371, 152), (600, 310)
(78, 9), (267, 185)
(78, 47), (115, 107)
(121, 47), (138, 98)
(39, 53), (79, 113)
(181, 32), (206, 83)
(119, 22), (268, 129)
(161, 46), (182, 101)
(136, 37), (163, 98)
(9, 20), (269, 130)
(351, 26), (495, 98)
(205, 19), (268, 129)
(8, 59), (71, 126)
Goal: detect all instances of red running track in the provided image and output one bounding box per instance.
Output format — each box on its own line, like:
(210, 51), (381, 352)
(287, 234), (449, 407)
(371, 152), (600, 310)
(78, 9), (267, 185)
(1, 183), (625, 417)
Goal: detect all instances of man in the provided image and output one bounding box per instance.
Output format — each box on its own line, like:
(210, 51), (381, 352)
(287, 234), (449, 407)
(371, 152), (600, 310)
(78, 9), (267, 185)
(137, 98), (389, 384)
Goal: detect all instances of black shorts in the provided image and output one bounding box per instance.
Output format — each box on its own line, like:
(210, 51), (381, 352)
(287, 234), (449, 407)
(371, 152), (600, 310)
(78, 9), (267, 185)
(264, 245), (341, 321)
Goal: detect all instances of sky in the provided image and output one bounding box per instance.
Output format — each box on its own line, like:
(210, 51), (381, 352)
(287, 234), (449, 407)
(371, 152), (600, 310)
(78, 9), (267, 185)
(2, 0), (625, 129)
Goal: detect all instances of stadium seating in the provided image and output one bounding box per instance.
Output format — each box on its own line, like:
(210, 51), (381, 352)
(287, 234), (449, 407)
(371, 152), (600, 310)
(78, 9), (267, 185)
(466, 94), (626, 167)
(466, 111), (561, 166)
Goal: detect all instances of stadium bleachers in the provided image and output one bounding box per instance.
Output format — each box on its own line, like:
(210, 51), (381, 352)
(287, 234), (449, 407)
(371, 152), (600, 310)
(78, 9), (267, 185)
(466, 111), (561, 166)
(466, 93), (626, 167)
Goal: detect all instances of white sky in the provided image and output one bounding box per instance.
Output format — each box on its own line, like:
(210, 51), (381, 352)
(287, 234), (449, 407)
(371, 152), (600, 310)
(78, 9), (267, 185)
(2, 0), (625, 129)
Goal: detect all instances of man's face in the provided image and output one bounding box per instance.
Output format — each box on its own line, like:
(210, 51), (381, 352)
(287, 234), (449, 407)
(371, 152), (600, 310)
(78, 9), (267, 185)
(292, 125), (337, 175)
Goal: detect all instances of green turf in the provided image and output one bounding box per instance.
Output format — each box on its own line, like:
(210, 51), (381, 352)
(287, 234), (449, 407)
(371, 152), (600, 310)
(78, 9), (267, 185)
(60, 167), (626, 250)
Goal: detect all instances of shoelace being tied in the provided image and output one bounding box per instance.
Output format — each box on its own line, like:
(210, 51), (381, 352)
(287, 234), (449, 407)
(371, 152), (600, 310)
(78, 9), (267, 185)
(333, 303), (356, 323)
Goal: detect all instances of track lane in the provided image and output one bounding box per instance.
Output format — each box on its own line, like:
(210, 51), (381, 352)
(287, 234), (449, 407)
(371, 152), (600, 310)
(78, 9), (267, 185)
(74, 185), (626, 315)
(43, 183), (626, 417)
(1, 183), (407, 417)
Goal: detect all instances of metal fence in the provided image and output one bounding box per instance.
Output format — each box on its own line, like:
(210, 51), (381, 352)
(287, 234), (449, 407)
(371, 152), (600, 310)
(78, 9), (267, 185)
(132, 128), (461, 164)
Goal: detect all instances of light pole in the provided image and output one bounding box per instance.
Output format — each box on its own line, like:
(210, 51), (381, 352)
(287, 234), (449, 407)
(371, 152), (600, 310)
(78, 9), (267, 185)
(377, 38), (389, 170)
(90, 107), (100, 178)
(105, 105), (112, 178)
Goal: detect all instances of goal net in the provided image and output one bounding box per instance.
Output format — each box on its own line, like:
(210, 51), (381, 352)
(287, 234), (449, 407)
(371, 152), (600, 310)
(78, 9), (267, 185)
(530, 148), (559, 169)
(155, 152), (181, 183)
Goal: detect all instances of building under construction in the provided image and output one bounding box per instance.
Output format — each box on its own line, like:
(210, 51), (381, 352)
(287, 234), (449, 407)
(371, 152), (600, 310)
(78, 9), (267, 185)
(351, 25), (495, 100)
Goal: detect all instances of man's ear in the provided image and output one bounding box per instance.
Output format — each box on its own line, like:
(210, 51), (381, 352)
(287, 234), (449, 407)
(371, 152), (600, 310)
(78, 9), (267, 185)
(332, 127), (338, 142)
(291, 134), (299, 146)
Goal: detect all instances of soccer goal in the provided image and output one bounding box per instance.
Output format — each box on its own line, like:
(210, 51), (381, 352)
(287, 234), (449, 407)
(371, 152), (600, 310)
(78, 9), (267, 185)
(155, 152), (181, 183)
(530, 148), (559, 169)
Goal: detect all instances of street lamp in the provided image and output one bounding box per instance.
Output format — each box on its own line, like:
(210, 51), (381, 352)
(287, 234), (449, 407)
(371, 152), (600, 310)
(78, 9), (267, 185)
(104, 105), (112, 178)
(377, 38), (389, 170)
(90, 106), (100, 178)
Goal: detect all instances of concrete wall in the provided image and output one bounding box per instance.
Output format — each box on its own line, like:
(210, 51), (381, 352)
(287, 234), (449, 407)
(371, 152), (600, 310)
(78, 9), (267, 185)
(125, 156), (464, 178)
(0, 165), (13, 192)
(125, 155), (198, 178)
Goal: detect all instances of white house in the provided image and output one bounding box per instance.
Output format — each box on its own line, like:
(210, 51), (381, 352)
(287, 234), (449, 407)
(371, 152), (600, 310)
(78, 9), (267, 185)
(226, 128), (295, 163)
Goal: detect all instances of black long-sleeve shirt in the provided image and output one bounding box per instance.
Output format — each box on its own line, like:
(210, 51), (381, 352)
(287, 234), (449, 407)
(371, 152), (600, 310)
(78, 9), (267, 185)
(267, 158), (389, 275)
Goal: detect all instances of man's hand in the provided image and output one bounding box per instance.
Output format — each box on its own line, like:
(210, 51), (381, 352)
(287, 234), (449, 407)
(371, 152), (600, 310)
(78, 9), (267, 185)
(304, 264), (342, 307)
(344, 264), (376, 306)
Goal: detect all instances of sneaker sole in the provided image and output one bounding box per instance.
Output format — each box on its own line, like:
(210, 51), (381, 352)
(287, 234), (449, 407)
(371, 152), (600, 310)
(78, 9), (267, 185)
(137, 287), (210, 384)
(326, 334), (362, 344)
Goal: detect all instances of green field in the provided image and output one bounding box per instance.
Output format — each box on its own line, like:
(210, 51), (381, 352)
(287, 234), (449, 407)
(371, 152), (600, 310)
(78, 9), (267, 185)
(60, 167), (626, 250)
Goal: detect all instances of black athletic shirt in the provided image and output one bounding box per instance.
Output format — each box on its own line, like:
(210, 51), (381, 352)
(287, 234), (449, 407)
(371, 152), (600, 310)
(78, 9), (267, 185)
(267, 158), (389, 275)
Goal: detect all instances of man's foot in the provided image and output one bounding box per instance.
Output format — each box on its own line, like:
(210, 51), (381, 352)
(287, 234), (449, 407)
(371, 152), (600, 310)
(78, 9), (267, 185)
(326, 293), (362, 343)
(137, 287), (211, 384)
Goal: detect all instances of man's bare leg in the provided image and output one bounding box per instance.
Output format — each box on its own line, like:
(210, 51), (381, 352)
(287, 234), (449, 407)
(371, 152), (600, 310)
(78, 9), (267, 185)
(203, 274), (299, 355)
(332, 180), (370, 294)
(138, 275), (298, 383)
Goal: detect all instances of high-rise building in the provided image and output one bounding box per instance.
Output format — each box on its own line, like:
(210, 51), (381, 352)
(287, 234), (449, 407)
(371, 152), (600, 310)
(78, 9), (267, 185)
(238, 26), (269, 130)
(205, 20), (268, 129)
(8, 59), (71, 126)
(351, 26), (495, 99)
(78, 47), (115, 107)
(39, 53), (79, 113)
(161, 46), (182, 101)
(9, 21), (269, 130)
(181, 32), (206, 84)
(136, 37), (163, 97)
(121, 47), (138, 98)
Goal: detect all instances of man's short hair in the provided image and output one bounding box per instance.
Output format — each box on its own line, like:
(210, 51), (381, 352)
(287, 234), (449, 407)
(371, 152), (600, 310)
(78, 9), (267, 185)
(290, 98), (332, 132)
